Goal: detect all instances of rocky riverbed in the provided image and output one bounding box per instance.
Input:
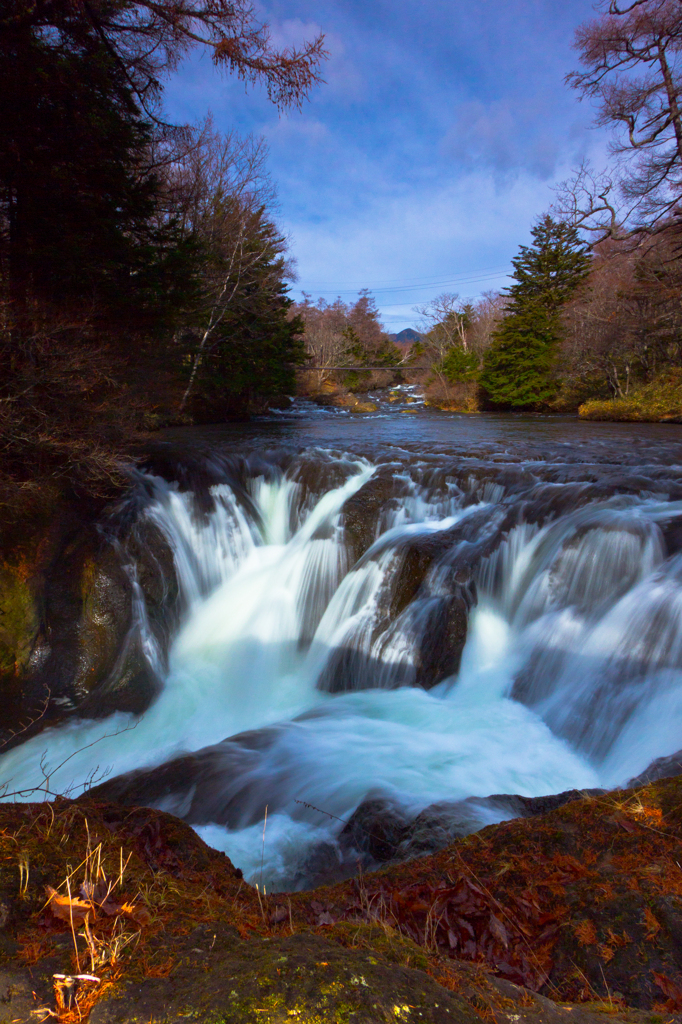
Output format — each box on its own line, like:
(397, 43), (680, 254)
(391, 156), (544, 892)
(3, 773), (682, 1022)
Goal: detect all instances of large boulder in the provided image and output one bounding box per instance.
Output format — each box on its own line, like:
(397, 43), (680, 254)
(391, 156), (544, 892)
(0, 494), (179, 745)
(627, 749), (682, 787)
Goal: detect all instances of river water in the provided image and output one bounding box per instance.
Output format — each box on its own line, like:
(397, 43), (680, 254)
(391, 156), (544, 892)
(4, 405), (682, 889)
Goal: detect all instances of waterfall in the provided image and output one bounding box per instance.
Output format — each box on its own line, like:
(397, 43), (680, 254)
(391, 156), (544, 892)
(4, 442), (682, 891)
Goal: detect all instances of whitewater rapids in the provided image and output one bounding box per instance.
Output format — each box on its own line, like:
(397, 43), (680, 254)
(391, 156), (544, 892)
(3, 436), (682, 889)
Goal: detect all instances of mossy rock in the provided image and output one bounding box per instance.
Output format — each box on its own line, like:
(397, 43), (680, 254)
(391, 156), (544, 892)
(349, 401), (378, 414)
(0, 560), (38, 679)
(88, 929), (479, 1024)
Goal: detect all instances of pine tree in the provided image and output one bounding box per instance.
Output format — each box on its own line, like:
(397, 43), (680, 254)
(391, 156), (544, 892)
(478, 301), (561, 408)
(480, 215), (590, 408)
(507, 216), (591, 311)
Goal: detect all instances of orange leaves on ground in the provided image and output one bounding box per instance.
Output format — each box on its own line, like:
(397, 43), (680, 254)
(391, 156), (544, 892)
(606, 928), (630, 948)
(45, 885), (150, 929)
(348, 874), (559, 991)
(573, 920), (598, 946)
(643, 906), (661, 940)
(653, 972), (682, 1011)
(143, 956), (174, 978)
(46, 888), (93, 926)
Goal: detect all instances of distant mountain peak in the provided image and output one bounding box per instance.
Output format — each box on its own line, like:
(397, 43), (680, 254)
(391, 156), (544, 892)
(388, 328), (422, 346)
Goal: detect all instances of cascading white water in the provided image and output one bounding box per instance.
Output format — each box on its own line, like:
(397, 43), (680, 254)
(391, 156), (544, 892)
(0, 453), (374, 798)
(4, 445), (682, 891)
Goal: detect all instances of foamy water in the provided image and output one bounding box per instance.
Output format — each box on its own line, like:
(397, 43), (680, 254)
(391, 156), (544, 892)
(3, 443), (682, 889)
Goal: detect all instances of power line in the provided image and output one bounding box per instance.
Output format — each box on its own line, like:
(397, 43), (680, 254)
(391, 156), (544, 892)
(301, 263), (510, 289)
(299, 265), (512, 296)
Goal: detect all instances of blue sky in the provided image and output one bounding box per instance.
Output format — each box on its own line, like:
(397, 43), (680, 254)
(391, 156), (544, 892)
(165, 0), (609, 330)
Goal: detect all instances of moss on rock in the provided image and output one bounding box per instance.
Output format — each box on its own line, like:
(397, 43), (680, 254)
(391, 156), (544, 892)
(89, 930), (479, 1024)
(0, 559), (38, 680)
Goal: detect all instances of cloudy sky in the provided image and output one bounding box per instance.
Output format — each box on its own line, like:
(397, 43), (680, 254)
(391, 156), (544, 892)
(165, 0), (609, 330)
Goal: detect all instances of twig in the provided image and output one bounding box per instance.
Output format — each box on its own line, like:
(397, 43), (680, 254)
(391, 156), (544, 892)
(1, 718), (139, 802)
(260, 804), (268, 893)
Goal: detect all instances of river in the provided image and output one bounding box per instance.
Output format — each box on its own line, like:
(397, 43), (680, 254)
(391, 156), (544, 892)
(3, 404), (682, 890)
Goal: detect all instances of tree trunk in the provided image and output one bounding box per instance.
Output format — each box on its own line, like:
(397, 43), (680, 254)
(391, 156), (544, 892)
(657, 42), (682, 166)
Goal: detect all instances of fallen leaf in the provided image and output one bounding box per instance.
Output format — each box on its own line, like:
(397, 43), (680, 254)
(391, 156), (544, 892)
(653, 972), (682, 1010)
(45, 887), (93, 926)
(489, 914), (509, 949)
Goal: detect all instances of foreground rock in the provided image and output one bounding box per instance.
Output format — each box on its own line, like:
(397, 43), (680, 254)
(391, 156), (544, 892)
(4, 776), (682, 1021)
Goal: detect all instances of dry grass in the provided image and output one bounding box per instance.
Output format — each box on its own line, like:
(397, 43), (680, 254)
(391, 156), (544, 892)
(579, 369), (682, 422)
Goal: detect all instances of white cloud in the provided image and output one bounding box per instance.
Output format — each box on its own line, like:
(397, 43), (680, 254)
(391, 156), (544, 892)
(285, 169), (559, 329)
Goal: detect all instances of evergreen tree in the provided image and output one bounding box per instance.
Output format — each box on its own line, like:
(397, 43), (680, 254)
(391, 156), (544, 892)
(0, 4), (193, 327)
(439, 345), (478, 383)
(478, 301), (561, 408)
(480, 216), (590, 408)
(507, 216), (591, 312)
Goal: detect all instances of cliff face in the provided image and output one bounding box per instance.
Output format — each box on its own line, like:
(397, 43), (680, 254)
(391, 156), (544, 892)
(3, 775), (682, 1022)
(0, 489), (177, 748)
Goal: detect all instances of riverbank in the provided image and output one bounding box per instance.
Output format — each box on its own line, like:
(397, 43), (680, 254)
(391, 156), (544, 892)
(296, 368), (682, 423)
(578, 371), (682, 423)
(295, 366), (483, 414)
(3, 771), (682, 1022)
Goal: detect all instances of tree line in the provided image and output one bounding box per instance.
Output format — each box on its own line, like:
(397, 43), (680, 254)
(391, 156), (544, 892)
(0, 0), (327, 499)
(292, 290), (402, 391)
(302, 0), (682, 415)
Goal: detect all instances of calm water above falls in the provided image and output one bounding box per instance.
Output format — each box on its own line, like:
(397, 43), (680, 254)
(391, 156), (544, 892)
(4, 407), (682, 889)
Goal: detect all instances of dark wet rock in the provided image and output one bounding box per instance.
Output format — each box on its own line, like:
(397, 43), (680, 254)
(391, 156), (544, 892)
(315, 574), (475, 694)
(339, 795), (411, 862)
(289, 839), (362, 891)
(660, 516), (682, 556)
(335, 788), (607, 872)
(413, 576), (475, 690)
(393, 800), (488, 860)
(320, 511), (486, 695)
(388, 505), (513, 612)
(316, 643), (414, 693)
(388, 530), (470, 619)
(0, 500), (180, 746)
(26, 527), (172, 722)
(627, 749), (682, 787)
(288, 449), (371, 510)
(89, 726), (281, 828)
(341, 469), (407, 564)
(384, 527), (485, 691)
